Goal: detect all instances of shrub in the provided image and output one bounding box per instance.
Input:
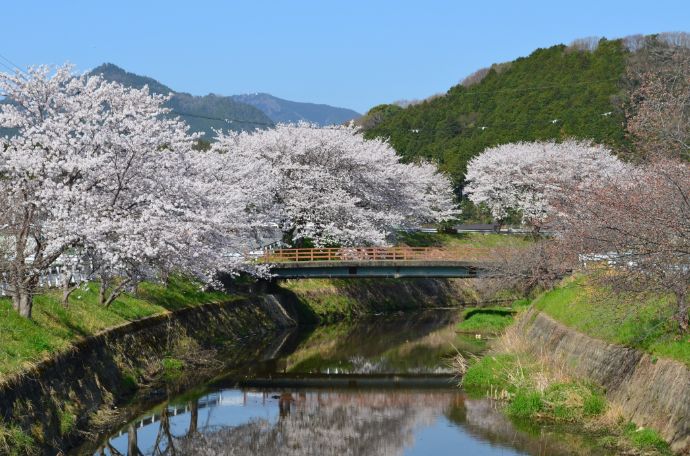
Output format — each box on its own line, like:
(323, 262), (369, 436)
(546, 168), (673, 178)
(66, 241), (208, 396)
(624, 424), (671, 453)
(506, 390), (544, 418)
(0, 422), (37, 456)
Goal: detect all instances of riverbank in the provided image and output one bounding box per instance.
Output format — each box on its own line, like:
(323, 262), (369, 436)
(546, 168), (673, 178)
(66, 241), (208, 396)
(0, 277), (229, 379)
(461, 278), (690, 455)
(81, 310), (616, 456)
(0, 275), (474, 455)
(0, 295), (288, 455)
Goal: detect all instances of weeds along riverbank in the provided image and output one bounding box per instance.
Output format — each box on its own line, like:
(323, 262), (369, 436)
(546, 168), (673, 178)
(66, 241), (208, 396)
(458, 279), (690, 455)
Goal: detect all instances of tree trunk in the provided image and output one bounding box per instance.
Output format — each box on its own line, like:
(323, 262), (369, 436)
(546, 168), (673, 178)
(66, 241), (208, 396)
(127, 424), (142, 456)
(530, 223), (542, 239)
(99, 277), (131, 307)
(188, 399), (199, 435)
(12, 289), (33, 319)
(99, 278), (109, 307)
(676, 290), (689, 333)
(160, 268), (170, 287)
(61, 270), (79, 307)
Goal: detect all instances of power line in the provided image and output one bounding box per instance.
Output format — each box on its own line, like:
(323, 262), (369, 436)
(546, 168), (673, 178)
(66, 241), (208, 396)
(169, 110), (621, 134)
(0, 59), (17, 74)
(170, 110), (350, 130)
(0, 53), (22, 73)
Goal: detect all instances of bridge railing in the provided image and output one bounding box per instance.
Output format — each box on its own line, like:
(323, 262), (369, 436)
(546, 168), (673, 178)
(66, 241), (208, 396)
(260, 246), (484, 263)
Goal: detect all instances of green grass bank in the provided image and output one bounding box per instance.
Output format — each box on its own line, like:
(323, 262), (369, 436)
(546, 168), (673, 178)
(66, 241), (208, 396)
(0, 277), (228, 379)
(461, 277), (689, 455)
(533, 276), (689, 367)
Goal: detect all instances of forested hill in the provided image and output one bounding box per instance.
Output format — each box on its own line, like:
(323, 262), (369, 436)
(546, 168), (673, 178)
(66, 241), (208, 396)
(360, 39), (629, 187)
(90, 64), (274, 137)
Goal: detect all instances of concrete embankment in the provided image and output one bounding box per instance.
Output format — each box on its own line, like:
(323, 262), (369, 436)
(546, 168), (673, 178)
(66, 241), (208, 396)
(0, 297), (291, 454)
(516, 309), (690, 454)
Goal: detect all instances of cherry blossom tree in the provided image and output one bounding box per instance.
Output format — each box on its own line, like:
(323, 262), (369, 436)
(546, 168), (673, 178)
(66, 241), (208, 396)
(463, 140), (629, 231)
(0, 64), (114, 317)
(0, 65), (267, 317)
(625, 36), (690, 160)
(212, 123), (458, 247)
(558, 157), (690, 332)
(0, 65), (455, 319)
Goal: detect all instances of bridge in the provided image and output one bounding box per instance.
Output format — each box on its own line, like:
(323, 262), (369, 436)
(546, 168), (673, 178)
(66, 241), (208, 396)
(260, 247), (489, 279)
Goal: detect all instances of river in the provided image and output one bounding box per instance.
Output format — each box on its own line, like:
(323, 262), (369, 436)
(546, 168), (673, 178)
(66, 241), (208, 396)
(75, 310), (610, 455)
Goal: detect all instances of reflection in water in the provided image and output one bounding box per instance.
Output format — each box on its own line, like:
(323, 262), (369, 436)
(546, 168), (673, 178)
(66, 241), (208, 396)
(95, 389), (479, 456)
(175, 390), (450, 456)
(85, 312), (609, 456)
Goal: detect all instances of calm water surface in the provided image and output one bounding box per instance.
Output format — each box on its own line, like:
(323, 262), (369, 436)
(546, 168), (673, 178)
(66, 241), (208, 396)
(80, 311), (609, 455)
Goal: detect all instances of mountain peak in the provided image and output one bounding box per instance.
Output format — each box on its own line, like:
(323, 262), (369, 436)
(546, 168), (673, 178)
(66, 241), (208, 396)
(89, 63), (174, 95)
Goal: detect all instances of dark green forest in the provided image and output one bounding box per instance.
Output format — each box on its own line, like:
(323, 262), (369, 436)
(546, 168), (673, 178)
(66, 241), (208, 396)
(361, 39), (630, 188)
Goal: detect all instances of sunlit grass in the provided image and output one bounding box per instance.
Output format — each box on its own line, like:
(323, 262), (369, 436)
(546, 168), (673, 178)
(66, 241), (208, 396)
(397, 232), (532, 249)
(0, 276), (230, 378)
(457, 308), (515, 334)
(534, 276), (690, 367)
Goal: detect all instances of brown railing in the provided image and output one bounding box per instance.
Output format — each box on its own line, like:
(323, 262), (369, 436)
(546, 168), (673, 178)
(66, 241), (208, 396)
(260, 246), (491, 263)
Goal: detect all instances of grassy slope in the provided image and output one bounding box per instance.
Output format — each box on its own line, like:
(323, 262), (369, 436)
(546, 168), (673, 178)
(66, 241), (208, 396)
(0, 277), (229, 378)
(397, 232), (531, 249)
(461, 288), (678, 456)
(459, 277), (683, 455)
(533, 276), (690, 367)
(456, 307), (516, 334)
(462, 351), (671, 455)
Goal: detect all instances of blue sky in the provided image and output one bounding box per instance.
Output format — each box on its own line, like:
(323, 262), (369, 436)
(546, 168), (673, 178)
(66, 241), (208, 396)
(1, 0), (688, 113)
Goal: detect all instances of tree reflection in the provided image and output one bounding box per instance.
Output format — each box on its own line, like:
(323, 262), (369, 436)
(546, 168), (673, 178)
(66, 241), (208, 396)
(94, 399), (203, 456)
(173, 391), (455, 456)
(150, 407), (176, 455)
(188, 399), (198, 436)
(127, 425), (143, 456)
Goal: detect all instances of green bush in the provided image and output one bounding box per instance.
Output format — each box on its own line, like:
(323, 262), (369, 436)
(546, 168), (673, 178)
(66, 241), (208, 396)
(583, 391), (607, 416)
(624, 424), (671, 453)
(462, 354), (517, 393)
(59, 410), (76, 435)
(161, 357), (185, 381)
(506, 390), (544, 418)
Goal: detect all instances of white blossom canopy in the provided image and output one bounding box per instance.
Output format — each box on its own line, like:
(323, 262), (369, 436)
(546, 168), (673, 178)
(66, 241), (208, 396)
(463, 140), (630, 228)
(0, 64), (267, 291)
(212, 123), (458, 246)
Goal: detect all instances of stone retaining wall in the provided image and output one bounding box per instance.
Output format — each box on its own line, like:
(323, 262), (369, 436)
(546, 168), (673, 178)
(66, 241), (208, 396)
(517, 310), (690, 454)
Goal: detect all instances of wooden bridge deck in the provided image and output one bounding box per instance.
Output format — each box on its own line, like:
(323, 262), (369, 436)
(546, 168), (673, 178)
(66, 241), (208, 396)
(261, 247), (491, 279)
(260, 246), (492, 263)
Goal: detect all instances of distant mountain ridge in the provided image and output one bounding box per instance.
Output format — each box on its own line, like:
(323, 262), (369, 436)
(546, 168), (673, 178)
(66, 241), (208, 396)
(89, 64), (273, 138)
(89, 64), (360, 138)
(230, 93), (360, 126)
